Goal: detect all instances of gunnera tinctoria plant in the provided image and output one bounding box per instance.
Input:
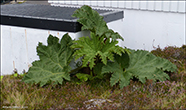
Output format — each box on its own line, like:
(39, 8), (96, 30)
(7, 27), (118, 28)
(22, 5), (177, 89)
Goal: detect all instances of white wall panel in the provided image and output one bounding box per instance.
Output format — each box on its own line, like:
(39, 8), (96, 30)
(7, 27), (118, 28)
(132, 1), (140, 9)
(170, 1), (178, 12)
(147, 1), (154, 11)
(162, 1), (170, 12)
(90, 1), (97, 6)
(77, 1), (84, 6)
(178, 1), (185, 13)
(65, 1), (72, 5)
(111, 1), (118, 8)
(140, 1), (147, 10)
(1, 25), (90, 75)
(118, 1), (125, 9)
(48, 1), (185, 51)
(2, 1), (185, 75)
(49, 0), (186, 13)
(97, 1), (104, 7)
(104, 1), (111, 7)
(84, 1), (90, 6)
(125, 1), (132, 9)
(61, 0), (65, 4)
(155, 1), (162, 11)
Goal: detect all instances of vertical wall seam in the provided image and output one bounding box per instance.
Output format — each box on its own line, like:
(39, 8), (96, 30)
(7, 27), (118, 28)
(25, 29), (29, 68)
(10, 28), (15, 70)
(154, 1), (156, 11)
(146, 0), (148, 11)
(169, 1), (171, 12)
(177, 1), (179, 13)
(123, 1), (126, 8)
(117, 0), (119, 8)
(103, 0), (105, 7)
(110, 0), (112, 8)
(161, 1), (164, 12)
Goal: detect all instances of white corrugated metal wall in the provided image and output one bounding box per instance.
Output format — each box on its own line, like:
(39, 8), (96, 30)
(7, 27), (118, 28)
(48, 0), (185, 50)
(1, 1), (185, 75)
(48, 1), (186, 13)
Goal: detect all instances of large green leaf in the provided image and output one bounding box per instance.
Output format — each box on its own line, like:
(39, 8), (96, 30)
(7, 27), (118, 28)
(102, 50), (177, 89)
(71, 32), (125, 69)
(22, 34), (74, 87)
(125, 50), (177, 83)
(72, 5), (123, 41)
(102, 52), (131, 88)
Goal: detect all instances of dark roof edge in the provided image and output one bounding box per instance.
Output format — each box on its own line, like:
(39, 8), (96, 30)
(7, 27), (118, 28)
(0, 11), (123, 32)
(0, 15), (80, 32)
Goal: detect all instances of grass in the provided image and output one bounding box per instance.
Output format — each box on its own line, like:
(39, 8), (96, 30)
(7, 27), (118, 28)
(1, 45), (186, 109)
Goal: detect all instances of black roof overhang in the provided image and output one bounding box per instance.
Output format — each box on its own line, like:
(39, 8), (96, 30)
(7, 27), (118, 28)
(0, 15), (82, 32)
(0, 4), (124, 32)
